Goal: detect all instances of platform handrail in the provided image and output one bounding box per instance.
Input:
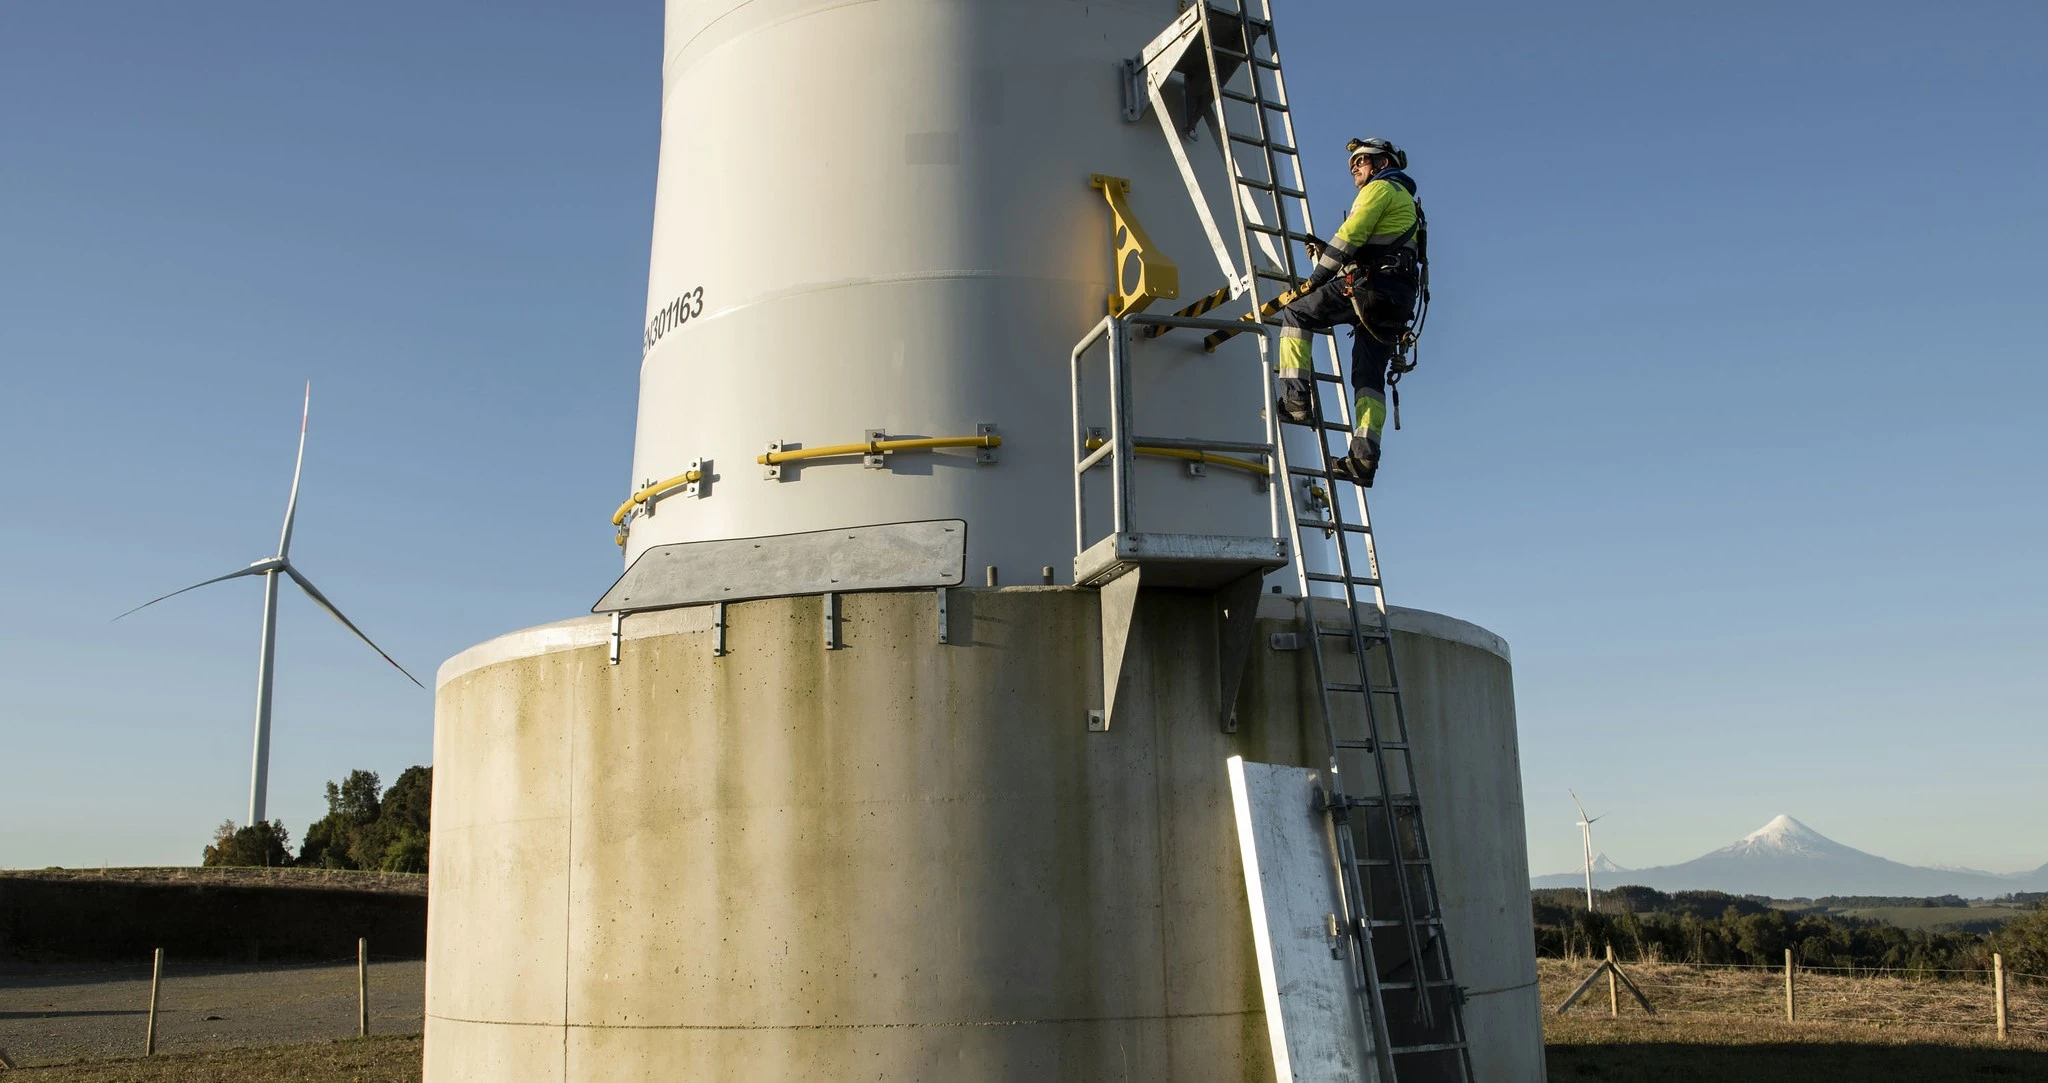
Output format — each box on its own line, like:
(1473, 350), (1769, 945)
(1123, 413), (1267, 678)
(1069, 313), (1284, 558)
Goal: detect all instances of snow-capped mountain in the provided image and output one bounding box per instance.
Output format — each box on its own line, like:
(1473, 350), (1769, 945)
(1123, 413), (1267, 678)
(1532, 815), (2033, 898)
(1531, 853), (1631, 891)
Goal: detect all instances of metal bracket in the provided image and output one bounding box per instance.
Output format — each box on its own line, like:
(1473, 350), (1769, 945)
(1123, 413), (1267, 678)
(1185, 460), (1207, 478)
(1119, 57), (1147, 123)
(824, 592), (841, 649)
(608, 612), (623, 666)
(684, 458), (703, 499)
(764, 441), (784, 480)
(863, 429), (887, 469)
(712, 602), (727, 658)
(935, 587), (949, 644)
(1087, 709), (1107, 732)
(976, 423), (999, 464)
(1089, 174), (1180, 317)
(1269, 632), (1300, 651)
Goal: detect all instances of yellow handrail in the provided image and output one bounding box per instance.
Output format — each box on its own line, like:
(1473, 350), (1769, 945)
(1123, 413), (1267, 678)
(756, 434), (1001, 466)
(612, 469), (703, 527)
(1083, 437), (1269, 477)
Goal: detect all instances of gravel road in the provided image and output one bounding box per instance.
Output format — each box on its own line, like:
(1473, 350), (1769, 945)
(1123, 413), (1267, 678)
(0, 959), (424, 1068)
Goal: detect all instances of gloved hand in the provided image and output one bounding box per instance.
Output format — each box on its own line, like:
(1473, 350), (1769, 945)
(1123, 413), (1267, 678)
(1303, 237), (1324, 261)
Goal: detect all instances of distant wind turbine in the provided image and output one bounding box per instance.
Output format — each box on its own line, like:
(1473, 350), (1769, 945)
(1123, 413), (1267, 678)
(1570, 789), (1604, 913)
(116, 384), (421, 826)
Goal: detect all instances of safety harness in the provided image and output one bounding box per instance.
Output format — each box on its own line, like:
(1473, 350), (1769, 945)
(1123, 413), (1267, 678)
(1337, 168), (1431, 429)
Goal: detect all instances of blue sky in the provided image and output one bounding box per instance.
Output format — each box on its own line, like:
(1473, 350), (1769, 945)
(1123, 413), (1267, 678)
(2, 2), (2042, 880)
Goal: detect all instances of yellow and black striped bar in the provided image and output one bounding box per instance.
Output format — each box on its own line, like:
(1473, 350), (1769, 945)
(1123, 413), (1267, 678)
(1139, 285), (1232, 338)
(1201, 283), (1308, 351)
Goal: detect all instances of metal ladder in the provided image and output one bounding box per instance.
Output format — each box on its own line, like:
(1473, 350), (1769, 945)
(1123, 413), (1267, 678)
(1130, 3), (1474, 1079)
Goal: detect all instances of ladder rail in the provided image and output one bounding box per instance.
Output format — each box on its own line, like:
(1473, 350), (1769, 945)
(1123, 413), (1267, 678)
(1222, 1), (1476, 1077)
(1296, 592), (1402, 1080)
(1125, 2), (1475, 1077)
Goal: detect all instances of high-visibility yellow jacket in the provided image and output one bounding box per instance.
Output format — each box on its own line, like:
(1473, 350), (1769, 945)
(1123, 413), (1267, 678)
(1308, 169), (1418, 289)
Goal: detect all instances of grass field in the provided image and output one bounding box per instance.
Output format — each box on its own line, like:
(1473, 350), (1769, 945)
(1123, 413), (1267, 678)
(1548, 1013), (2048, 1081)
(1826, 904), (2024, 932)
(1542, 957), (2048, 1081)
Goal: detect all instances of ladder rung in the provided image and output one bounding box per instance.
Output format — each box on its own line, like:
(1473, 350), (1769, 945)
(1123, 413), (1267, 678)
(1340, 794), (1420, 808)
(1369, 916), (1442, 930)
(1219, 88), (1286, 110)
(1293, 518), (1369, 534)
(1238, 177), (1308, 198)
(1310, 371), (1344, 383)
(1317, 624), (1389, 639)
(1228, 132), (1298, 154)
(1377, 977), (1460, 993)
(1334, 736), (1408, 749)
(1208, 45), (1285, 72)
(1244, 223), (1317, 242)
(1391, 1041), (1469, 1056)
(1304, 571), (1382, 586)
(1274, 418), (1353, 433)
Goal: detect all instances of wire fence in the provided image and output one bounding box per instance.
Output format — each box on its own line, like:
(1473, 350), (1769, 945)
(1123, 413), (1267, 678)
(1539, 956), (2048, 1043)
(0, 948), (423, 1069)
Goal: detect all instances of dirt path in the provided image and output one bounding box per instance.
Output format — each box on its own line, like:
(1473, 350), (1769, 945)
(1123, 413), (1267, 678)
(0, 960), (423, 1068)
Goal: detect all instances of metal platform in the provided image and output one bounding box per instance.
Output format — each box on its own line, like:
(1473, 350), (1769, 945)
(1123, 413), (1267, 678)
(1074, 530), (1286, 590)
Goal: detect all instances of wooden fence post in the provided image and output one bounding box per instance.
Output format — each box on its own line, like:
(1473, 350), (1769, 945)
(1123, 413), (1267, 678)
(1784, 949), (1795, 1023)
(144, 948), (163, 1055)
(358, 937), (369, 1037)
(1605, 944), (1619, 1017)
(1995, 952), (2007, 1041)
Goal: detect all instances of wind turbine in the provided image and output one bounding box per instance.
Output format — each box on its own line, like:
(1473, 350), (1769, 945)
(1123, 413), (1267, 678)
(116, 384), (422, 827)
(1570, 789), (1604, 913)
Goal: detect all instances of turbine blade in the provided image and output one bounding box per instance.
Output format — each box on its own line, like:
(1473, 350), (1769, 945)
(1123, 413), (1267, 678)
(113, 565), (268, 621)
(1569, 788), (1591, 821)
(283, 564), (424, 688)
(278, 382), (310, 559)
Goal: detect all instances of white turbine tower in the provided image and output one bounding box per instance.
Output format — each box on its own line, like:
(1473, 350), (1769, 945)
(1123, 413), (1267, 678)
(1570, 789), (1604, 913)
(116, 384), (421, 826)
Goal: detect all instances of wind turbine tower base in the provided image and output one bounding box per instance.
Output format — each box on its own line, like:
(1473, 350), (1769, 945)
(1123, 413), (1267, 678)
(423, 588), (1544, 1081)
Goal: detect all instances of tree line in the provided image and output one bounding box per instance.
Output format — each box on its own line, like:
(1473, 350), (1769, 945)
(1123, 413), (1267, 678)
(1533, 886), (2048, 978)
(200, 767), (430, 874)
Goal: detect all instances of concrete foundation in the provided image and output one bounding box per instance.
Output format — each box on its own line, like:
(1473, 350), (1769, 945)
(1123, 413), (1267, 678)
(425, 588), (1541, 1081)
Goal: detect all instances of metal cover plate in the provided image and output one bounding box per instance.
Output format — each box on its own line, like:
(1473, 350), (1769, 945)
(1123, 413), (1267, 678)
(1228, 756), (1379, 1083)
(593, 519), (967, 614)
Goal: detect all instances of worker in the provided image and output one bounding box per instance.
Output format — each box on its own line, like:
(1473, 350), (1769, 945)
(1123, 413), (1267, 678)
(1274, 137), (1424, 487)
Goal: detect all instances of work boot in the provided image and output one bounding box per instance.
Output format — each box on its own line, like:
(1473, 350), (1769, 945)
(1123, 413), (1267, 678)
(1329, 454), (1378, 488)
(1275, 381), (1316, 424)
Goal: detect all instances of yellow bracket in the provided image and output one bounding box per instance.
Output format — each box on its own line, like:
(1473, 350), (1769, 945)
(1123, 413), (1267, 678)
(1084, 437), (1268, 477)
(1090, 174), (1178, 318)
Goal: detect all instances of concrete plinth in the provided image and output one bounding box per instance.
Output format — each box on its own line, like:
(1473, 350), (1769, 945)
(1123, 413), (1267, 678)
(426, 588), (1541, 1081)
